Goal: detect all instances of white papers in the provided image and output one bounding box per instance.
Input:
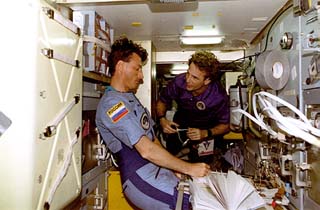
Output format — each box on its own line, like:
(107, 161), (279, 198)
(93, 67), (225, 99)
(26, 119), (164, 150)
(258, 187), (289, 206)
(189, 171), (266, 210)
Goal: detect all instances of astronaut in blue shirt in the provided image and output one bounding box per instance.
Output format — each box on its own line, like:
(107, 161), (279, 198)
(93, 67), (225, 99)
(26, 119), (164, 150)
(96, 37), (210, 210)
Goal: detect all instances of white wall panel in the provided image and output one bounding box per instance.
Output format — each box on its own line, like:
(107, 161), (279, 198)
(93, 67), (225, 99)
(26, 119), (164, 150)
(135, 40), (153, 111)
(0, 1), (82, 209)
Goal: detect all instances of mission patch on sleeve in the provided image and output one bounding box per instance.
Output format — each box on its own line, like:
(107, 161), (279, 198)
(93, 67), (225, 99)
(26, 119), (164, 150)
(107, 101), (129, 123)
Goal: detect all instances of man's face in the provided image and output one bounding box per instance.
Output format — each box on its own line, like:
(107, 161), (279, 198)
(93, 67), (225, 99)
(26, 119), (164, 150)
(185, 62), (210, 92)
(122, 53), (144, 92)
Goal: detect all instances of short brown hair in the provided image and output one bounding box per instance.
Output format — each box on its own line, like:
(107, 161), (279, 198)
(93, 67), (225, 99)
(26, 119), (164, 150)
(108, 37), (148, 76)
(188, 50), (219, 81)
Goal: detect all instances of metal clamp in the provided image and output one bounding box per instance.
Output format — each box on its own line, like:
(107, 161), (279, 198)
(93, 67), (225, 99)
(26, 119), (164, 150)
(175, 180), (190, 210)
(94, 194), (104, 210)
(43, 125), (57, 138)
(94, 144), (107, 161)
(259, 143), (271, 160)
(281, 154), (293, 176)
(295, 162), (311, 187)
(42, 7), (80, 35)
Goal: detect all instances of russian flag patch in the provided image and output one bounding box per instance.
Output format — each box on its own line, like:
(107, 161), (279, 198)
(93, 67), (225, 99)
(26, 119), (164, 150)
(107, 101), (129, 123)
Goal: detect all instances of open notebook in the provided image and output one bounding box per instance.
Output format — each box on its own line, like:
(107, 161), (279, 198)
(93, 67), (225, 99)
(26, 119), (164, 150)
(189, 170), (265, 210)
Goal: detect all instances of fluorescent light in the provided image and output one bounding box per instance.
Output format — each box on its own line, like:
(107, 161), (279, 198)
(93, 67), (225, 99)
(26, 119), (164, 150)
(171, 63), (188, 75)
(183, 25), (194, 30)
(180, 35), (224, 45)
(182, 26), (220, 36)
(252, 17), (268, 22)
(171, 69), (187, 75)
(243, 27), (258, 31)
(131, 22), (142, 27)
(172, 63), (188, 70)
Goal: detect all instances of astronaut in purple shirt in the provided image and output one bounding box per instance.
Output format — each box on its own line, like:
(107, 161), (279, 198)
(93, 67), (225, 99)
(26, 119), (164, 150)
(156, 50), (230, 164)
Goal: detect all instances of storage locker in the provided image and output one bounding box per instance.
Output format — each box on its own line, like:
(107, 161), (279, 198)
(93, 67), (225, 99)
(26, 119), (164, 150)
(73, 10), (112, 75)
(0, 0), (82, 209)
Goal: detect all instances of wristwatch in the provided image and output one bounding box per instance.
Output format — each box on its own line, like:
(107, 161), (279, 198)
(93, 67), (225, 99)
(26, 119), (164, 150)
(207, 129), (213, 137)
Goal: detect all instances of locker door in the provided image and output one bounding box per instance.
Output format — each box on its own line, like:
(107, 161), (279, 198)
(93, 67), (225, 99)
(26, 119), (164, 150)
(0, 1), (82, 209)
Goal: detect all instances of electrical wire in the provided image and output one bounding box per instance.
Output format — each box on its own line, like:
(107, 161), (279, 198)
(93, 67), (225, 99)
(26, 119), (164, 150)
(232, 91), (320, 147)
(225, 3), (293, 66)
(111, 153), (118, 168)
(261, 4), (293, 53)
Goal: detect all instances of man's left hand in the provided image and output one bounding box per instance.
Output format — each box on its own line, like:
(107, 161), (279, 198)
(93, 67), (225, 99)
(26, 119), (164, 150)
(186, 128), (208, 140)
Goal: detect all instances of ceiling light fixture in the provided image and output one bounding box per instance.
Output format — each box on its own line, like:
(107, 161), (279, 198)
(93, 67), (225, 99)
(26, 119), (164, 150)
(252, 17), (268, 22)
(171, 69), (187, 75)
(131, 22), (142, 27)
(172, 63), (188, 70)
(171, 63), (188, 75)
(183, 25), (194, 30)
(243, 27), (258, 31)
(180, 35), (224, 45)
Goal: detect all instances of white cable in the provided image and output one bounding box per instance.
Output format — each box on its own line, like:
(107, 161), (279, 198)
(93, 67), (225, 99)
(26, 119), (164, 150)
(254, 92), (311, 130)
(256, 93), (314, 143)
(105, 150), (111, 160)
(46, 128), (80, 205)
(233, 91), (320, 147)
(256, 92), (310, 124)
(232, 108), (268, 131)
(251, 93), (276, 136)
(232, 108), (285, 143)
(111, 153), (118, 168)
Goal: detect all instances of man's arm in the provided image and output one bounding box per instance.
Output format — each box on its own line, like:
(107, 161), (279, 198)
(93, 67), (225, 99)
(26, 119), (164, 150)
(156, 99), (167, 120)
(135, 135), (210, 177)
(209, 123), (230, 136)
(156, 99), (178, 133)
(187, 123), (230, 140)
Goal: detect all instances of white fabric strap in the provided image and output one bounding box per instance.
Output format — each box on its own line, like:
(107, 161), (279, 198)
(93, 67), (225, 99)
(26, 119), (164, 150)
(45, 128), (80, 206)
(83, 35), (111, 52)
(43, 95), (80, 138)
(41, 48), (80, 67)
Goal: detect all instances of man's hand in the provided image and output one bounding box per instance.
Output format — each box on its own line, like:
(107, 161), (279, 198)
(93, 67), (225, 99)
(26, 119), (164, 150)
(159, 117), (179, 134)
(187, 128), (208, 140)
(135, 136), (210, 178)
(187, 162), (211, 178)
(174, 163), (210, 179)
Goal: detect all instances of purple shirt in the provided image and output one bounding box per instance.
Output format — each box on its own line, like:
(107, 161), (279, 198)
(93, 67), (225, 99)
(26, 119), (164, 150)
(159, 73), (230, 129)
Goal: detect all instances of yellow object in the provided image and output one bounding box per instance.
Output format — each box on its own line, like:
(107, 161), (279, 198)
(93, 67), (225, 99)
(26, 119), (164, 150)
(224, 131), (243, 140)
(183, 25), (194, 30)
(108, 170), (133, 210)
(131, 22), (142, 27)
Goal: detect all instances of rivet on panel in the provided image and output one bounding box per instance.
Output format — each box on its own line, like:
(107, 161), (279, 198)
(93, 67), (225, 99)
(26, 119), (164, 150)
(38, 175), (42, 184)
(40, 90), (46, 99)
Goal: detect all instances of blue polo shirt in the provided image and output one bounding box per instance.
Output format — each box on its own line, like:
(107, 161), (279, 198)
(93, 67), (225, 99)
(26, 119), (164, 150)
(96, 87), (185, 210)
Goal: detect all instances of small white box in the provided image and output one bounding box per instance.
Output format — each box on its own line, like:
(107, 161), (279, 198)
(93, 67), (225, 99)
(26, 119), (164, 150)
(73, 10), (111, 43)
(73, 10), (96, 36)
(83, 42), (108, 74)
(73, 10), (111, 74)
